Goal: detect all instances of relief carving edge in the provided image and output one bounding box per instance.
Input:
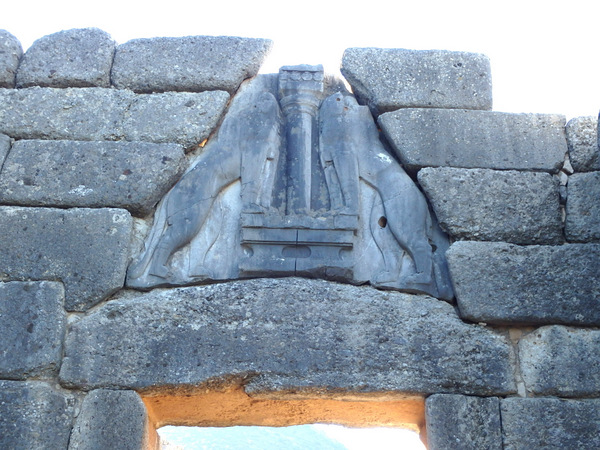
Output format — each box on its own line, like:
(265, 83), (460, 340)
(127, 66), (454, 301)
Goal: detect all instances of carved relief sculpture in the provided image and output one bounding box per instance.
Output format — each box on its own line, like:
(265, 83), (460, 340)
(128, 65), (454, 300)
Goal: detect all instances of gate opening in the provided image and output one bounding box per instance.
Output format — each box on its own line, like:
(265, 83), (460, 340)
(141, 381), (427, 448)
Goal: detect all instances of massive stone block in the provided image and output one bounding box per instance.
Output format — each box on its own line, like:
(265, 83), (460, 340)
(122, 90), (230, 150)
(418, 168), (562, 244)
(446, 242), (600, 326)
(0, 206), (132, 311)
(501, 398), (600, 450)
(0, 140), (186, 215)
(60, 278), (516, 396)
(68, 389), (157, 450)
(379, 109), (567, 172)
(425, 394), (501, 450)
(0, 281), (66, 380)
(565, 172), (600, 242)
(341, 48), (492, 115)
(0, 87), (228, 148)
(111, 36), (272, 93)
(16, 28), (115, 88)
(0, 87), (133, 140)
(0, 30), (22, 88)
(519, 326), (600, 397)
(566, 115), (599, 172)
(0, 380), (77, 450)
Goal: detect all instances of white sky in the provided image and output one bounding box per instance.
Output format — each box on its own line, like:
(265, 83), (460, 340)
(3, 0), (599, 120)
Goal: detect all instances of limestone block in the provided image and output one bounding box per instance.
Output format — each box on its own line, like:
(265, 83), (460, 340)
(16, 28), (115, 88)
(111, 35), (272, 93)
(0, 206), (132, 311)
(501, 397), (600, 449)
(69, 389), (156, 450)
(419, 168), (562, 244)
(446, 242), (600, 326)
(566, 172), (600, 242)
(0, 30), (22, 88)
(566, 116), (599, 172)
(0, 281), (66, 379)
(0, 140), (186, 215)
(379, 109), (567, 173)
(0, 87), (134, 140)
(122, 90), (230, 150)
(341, 48), (492, 115)
(60, 278), (516, 396)
(425, 394), (501, 450)
(0, 380), (76, 450)
(0, 133), (9, 167)
(519, 326), (600, 397)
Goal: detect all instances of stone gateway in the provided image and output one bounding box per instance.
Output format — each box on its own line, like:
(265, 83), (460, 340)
(0, 29), (599, 450)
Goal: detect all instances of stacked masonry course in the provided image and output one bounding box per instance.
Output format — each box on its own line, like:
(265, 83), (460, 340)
(0, 28), (598, 449)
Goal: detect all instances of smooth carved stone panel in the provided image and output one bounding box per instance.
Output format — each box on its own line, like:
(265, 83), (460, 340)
(0, 88), (229, 149)
(519, 326), (600, 397)
(426, 394), (502, 450)
(68, 390), (156, 450)
(126, 70), (454, 301)
(0, 140), (186, 215)
(565, 172), (600, 242)
(59, 278), (516, 396)
(16, 28), (116, 88)
(0, 133), (9, 167)
(566, 116), (599, 172)
(0, 281), (66, 380)
(341, 48), (492, 115)
(419, 168), (563, 244)
(0, 380), (77, 450)
(501, 398), (600, 450)
(111, 36), (272, 93)
(0, 206), (132, 312)
(446, 241), (600, 326)
(0, 30), (23, 88)
(379, 109), (567, 173)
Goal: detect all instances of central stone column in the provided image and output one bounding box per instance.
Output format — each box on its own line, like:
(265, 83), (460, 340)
(278, 65), (324, 214)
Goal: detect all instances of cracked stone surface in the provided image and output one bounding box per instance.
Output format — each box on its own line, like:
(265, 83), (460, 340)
(60, 278), (515, 396)
(0, 30), (22, 88)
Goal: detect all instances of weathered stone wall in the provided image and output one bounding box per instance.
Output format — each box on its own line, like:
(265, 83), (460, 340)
(0, 28), (598, 449)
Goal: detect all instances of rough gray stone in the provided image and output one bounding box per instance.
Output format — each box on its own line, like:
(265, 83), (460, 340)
(16, 28), (115, 88)
(0, 140), (186, 215)
(501, 397), (600, 449)
(0, 380), (77, 450)
(426, 394), (501, 450)
(446, 242), (600, 326)
(566, 172), (600, 242)
(418, 168), (563, 244)
(0, 206), (132, 311)
(379, 109), (567, 173)
(0, 87), (133, 140)
(122, 90), (230, 150)
(0, 133), (9, 167)
(0, 88), (228, 148)
(0, 30), (22, 88)
(0, 281), (66, 379)
(68, 389), (155, 450)
(111, 35), (272, 93)
(566, 116), (599, 172)
(519, 326), (600, 397)
(59, 278), (516, 396)
(341, 48), (492, 115)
